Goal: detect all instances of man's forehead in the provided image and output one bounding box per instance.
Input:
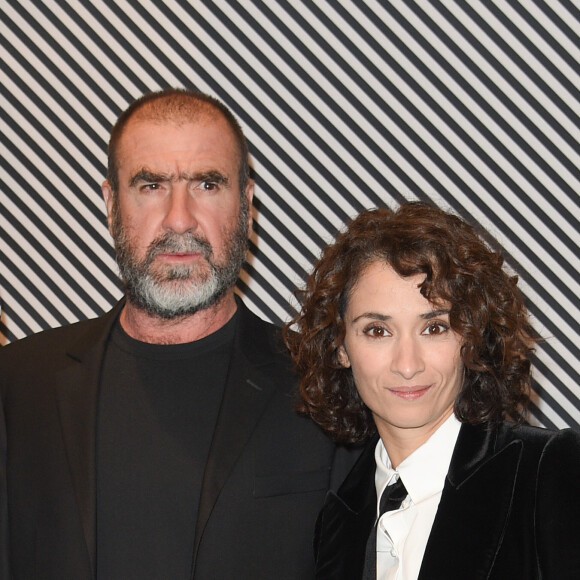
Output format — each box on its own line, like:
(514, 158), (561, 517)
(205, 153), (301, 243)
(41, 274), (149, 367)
(116, 116), (238, 165)
(123, 107), (229, 134)
(120, 113), (230, 140)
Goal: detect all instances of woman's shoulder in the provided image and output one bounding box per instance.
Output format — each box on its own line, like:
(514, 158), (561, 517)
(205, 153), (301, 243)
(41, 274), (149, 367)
(499, 421), (580, 461)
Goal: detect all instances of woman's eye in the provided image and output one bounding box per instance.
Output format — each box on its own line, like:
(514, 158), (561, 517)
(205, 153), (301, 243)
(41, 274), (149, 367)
(364, 325), (388, 337)
(423, 322), (448, 335)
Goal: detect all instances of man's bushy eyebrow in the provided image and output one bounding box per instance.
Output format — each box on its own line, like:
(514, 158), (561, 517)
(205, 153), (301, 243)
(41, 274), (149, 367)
(128, 169), (229, 187)
(129, 169), (172, 187)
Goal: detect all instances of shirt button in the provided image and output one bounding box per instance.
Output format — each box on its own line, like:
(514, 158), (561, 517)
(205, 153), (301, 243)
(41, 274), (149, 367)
(390, 549), (397, 557)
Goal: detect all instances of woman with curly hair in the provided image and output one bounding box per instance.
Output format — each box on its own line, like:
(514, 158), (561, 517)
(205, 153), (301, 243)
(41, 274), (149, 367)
(284, 202), (580, 580)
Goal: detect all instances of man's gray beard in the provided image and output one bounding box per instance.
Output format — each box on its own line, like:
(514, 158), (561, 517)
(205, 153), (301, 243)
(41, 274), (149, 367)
(112, 201), (249, 319)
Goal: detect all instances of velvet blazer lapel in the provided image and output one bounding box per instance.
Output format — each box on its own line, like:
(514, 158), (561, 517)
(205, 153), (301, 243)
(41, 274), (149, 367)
(315, 423), (525, 580)
(418, 422), (522, 579)
(54, 299), (125, 577)
(314, 434), (379, 579)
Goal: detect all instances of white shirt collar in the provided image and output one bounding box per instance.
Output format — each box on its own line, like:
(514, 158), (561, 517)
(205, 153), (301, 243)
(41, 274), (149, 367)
(374, 414), (462, 512)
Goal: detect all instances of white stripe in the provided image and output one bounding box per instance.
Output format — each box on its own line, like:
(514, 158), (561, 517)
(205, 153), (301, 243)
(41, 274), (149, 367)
(3, 145), (121, 302)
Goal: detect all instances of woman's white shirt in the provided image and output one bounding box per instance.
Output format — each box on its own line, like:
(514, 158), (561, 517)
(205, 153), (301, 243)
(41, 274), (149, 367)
(375, 414), (462, 580)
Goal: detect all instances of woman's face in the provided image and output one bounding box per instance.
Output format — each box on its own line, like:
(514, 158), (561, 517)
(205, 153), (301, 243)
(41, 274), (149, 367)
(339, 261), (463, 451)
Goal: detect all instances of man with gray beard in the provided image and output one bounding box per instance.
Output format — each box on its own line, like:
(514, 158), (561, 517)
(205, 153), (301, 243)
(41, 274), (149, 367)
(0, 89), (354, 580)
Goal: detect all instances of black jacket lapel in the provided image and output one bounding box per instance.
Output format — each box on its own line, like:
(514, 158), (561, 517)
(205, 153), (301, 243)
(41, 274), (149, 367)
(54, 300), (124, 577)
(193, 300), (283, 561)
(315, 435), (379, 579)
(419, 423), (522, 579)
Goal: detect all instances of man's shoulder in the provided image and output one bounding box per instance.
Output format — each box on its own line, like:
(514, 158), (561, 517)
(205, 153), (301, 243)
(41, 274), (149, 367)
(236, 300), (289, 356)
(0, 304), (120, 364)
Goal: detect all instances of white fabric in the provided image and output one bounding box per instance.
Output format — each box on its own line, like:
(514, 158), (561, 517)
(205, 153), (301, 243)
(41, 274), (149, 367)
(374, 414), (462, 580)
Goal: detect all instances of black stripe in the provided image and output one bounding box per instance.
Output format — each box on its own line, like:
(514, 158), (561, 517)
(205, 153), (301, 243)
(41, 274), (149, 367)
(509, 0), (580, 75)
(531, 378), (578, 429)
(527, 398), (557, 430)
(429, 0), (580, 149)
(0, 274), (34, 340)
(3, 2), (117, 131)
(1, 0), (578, 430)
(1, 158), (121, 302)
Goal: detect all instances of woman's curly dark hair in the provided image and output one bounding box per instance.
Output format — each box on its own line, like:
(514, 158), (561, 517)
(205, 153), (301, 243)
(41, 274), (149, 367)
(283, 202), (537, 444)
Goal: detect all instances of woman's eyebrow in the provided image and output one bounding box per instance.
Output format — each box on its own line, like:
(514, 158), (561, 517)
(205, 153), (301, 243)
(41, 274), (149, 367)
(351, 312), (392, 323)
(420, 308), (451, 320)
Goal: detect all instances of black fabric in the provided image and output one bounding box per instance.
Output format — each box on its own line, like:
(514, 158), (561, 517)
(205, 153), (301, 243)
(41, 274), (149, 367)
(314, 422), (580, 580)
(313, 435), (378, 580)
(362, 476), (407, 580)
(0, 299), (361, 579)
(96, 316), (235, 579)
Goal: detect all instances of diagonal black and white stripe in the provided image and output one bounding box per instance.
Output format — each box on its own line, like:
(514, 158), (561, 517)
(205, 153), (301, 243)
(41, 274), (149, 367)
(1, 0), (579, 430)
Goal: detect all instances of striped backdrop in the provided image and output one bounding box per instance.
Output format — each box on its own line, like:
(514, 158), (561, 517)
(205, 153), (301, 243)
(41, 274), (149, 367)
(1, 0), (579, 430)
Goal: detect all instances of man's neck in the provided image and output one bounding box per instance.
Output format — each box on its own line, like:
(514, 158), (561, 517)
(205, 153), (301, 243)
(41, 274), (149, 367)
(119, 291), (238, 345)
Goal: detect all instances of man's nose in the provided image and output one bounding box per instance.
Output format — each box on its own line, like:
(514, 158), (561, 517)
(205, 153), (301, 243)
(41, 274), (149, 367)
(162, 185), (198, 233)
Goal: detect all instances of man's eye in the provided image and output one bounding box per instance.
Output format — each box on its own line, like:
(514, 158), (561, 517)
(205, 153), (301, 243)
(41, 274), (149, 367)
(199, 180), (218, 191)
(142, 183), (160, 191)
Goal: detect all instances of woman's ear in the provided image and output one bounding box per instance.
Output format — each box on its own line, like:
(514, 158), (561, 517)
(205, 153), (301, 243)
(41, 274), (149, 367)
(337, 345), (351, 368)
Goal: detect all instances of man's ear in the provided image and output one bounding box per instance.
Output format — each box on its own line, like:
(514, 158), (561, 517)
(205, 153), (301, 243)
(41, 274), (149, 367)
(101, 180), (114, 236)
(245, 180), (254, 232)
(337, 345), (351, 368)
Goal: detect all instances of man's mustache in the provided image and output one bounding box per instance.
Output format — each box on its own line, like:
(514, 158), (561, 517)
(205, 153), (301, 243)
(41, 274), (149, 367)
(145, 232), (213, 265)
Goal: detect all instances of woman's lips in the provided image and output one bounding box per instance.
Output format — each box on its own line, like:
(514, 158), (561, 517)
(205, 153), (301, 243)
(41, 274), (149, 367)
(387, 385), (433, 400)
